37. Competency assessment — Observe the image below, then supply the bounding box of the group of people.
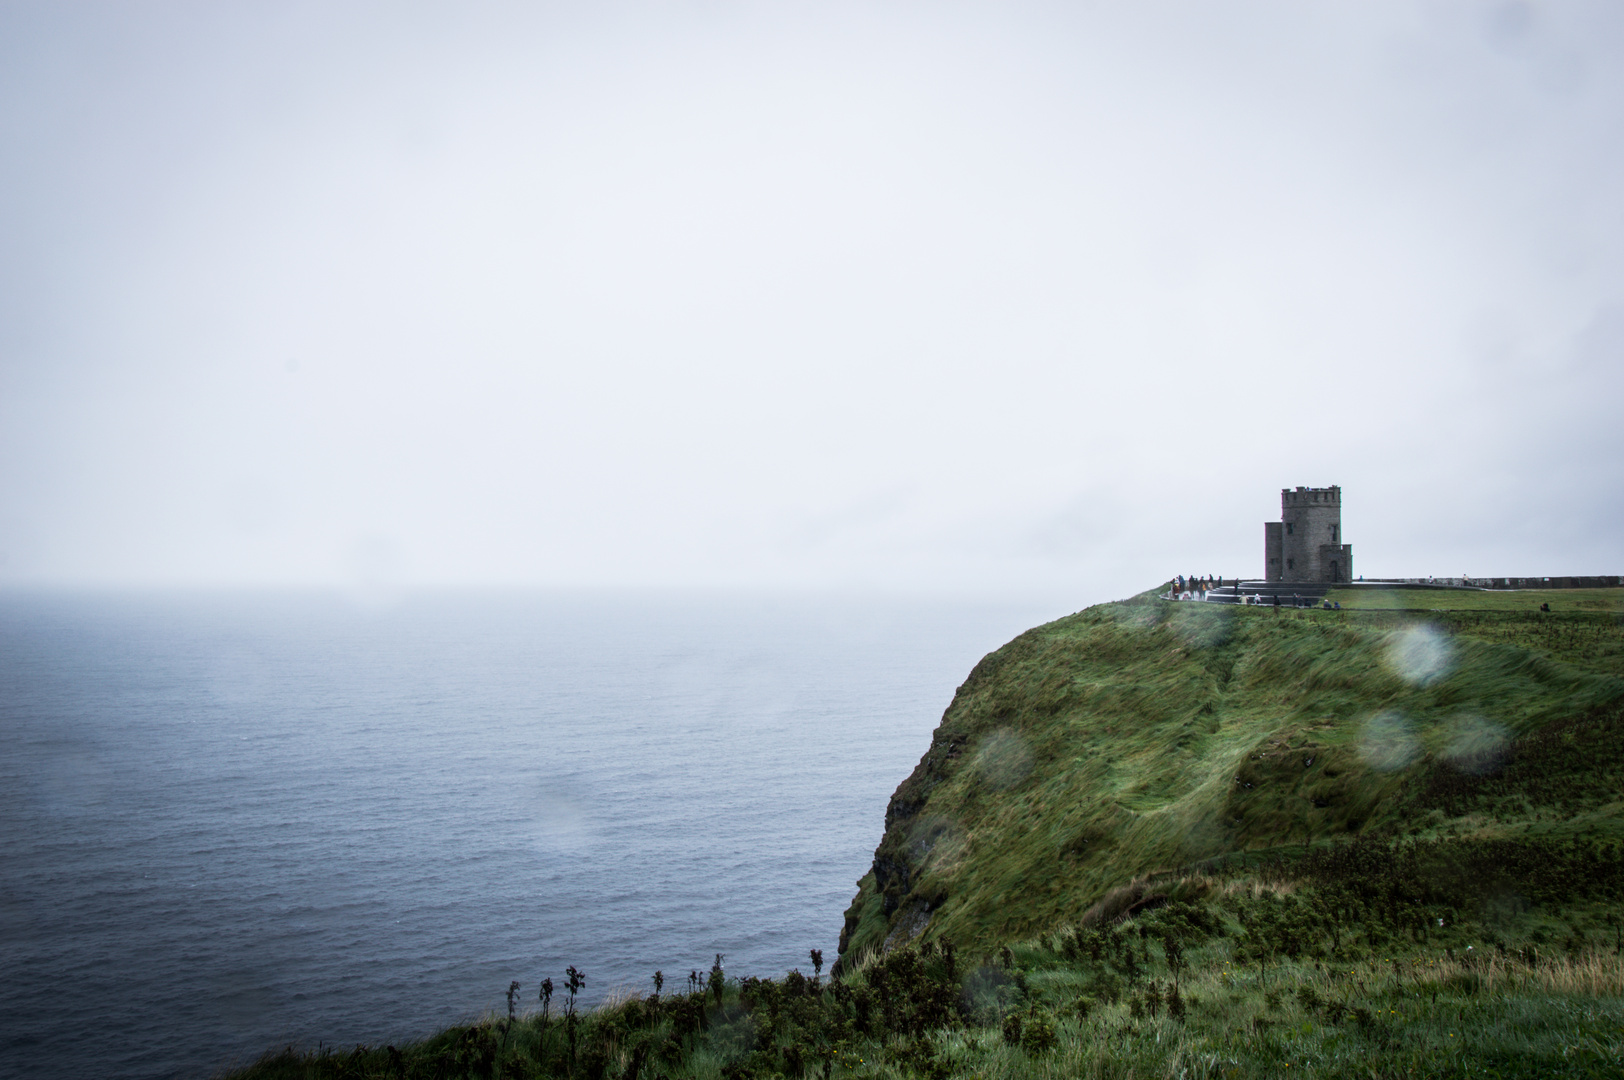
[1168,573,1223,601]
[1164,577,1343,611]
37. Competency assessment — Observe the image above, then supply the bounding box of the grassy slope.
[838,587,1624,962]
[223,585,1624,1080]
[229,923,1624,1080]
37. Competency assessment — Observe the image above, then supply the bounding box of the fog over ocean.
[0,591,1055,1080]
[8,9,1621,1074]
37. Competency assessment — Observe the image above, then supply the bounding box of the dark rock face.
[839,654,1007,958]
[847,642,1022,947]
[837,908,860,957]
[875,725,975,915]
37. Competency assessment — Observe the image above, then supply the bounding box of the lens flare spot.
[1442,715,1511,775]
[908,814,967,876]
[1384,624,1455,686]
[973,728,1033,790]
[1360,711,1420,772]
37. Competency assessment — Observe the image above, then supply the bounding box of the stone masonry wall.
[1270,486,1350,583]
[1317,542,1353,583]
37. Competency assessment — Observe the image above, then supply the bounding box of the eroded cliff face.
[836,589,1624,964]
[865,727,971,920]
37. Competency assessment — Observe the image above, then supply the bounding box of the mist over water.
[0,591,1055,1080]
[6,4,1624,1072]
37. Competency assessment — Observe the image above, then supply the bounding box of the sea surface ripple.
[0,590,1053,1079]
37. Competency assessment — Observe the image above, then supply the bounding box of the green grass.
[838,587,1624,961]
[218,582,1624,1079]
[1326,586,1624,614]
[223,873,1624,1079]
[224,966,1624,1080]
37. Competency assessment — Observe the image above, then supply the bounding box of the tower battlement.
[1265,485,1352,583]
[1282,485,1341,508]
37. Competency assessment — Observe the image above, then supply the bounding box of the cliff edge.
[837,584,1624,963]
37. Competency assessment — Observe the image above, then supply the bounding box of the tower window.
[1285,522,1294,535]
[1331,525,1338,541]
[1287,558,1295,569]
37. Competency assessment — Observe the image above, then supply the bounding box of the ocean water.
[0,590,1056,1080]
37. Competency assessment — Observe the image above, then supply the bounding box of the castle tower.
[1264,486,1353,583]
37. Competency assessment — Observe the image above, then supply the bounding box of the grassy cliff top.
[839,586,1624,961]
[1327,585,1624,614]
[225,585,1624,1080]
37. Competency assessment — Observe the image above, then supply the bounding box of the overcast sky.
[1,1,1620,603]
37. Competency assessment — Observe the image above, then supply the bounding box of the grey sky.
[2,1,1620,603]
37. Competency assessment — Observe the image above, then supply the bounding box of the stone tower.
[1264,486,1353,583]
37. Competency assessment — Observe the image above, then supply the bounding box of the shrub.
[1023,1012,1058,1053]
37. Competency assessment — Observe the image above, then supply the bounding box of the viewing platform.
[1166,575,1624,606]
[1167,581,1330,606]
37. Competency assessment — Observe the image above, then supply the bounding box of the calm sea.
[0,590,1055,1080]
